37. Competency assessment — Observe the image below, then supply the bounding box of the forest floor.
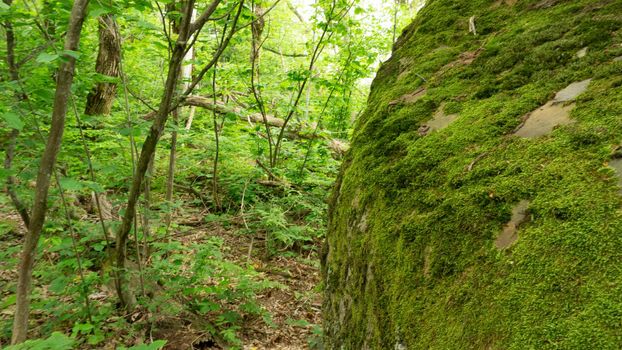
[162,207,323,350]
[0,201,323,350]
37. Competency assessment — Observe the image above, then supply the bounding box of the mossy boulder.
[322,0,622,348]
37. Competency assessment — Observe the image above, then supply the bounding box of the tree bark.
[85,14,121,115]
[11,0,90,344]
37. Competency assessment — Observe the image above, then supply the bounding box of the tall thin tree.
[11,0,90,344]
[114,0,244,309]
[3,0,31,228]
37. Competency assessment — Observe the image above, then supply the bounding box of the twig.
[173,183,210,208]
[255,159,278,181]
[263,46,307,57]
[240,180,253,261]
[467,152,489,172]
[469,16,477,35]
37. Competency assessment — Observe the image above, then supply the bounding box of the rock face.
[322,0,622,349]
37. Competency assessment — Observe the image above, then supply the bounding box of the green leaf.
[87,332,105,345]
[93,241,106,252]
[61,50,81,60]
[118,127,141,137]
[1,294,16,308]
[89,8,108,17]
[36,52,59,64]
[225,112,238,122]
[286,318,311,327]
[2,111,24,130]
[197,300,220,314]
[85,181,105,193]
[118,340,167,350]
[71,322,94,337]
[59,177,84,192]
[49,276,68,294]
[4,332,74,349]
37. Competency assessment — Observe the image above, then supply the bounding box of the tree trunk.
[115,0,242,308]
[84,14,121,116]
[3,0,30,228]
[11,0,89,344]
[114,0,194,310]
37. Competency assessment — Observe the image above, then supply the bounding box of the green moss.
[323,0,622,348]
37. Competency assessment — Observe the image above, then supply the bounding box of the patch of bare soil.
[607,158,622,193]
[438,48,484,75]
[513,101,575,138]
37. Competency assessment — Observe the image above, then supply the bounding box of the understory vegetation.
[0,0,420,348]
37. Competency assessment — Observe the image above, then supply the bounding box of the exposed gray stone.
[553,79,592,103]
[495,200,530,250]
[514,101,574,138]
[609,158,622,193]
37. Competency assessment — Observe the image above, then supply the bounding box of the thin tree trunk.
[182,9,196,130]
[141,153,154,259]
[3,0,30,228]
[165,109,178,235]
[165,4,195,234]
[114,0,194,310]
[249,2,275,167]
[165,4,181,236]
[211,62,222,210]
[11,0,89,344]
[85,14,121,115]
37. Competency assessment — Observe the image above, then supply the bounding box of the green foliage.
[4,332,74,350]
[118,340,167,350]
[236,184,330,256]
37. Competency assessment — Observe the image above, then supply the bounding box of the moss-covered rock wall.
[322,0,622,348]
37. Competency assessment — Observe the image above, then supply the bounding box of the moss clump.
[322,0,622,348]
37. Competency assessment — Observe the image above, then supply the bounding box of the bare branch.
[189,0,222,34]
[286,0,305,23]
[263,46,308,57]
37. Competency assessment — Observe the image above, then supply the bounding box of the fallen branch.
[173,183,209,208]
[256,159,280,181]
[185,96,285,127]
[143,96,350,159]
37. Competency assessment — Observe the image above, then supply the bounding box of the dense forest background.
[0,0,421,348]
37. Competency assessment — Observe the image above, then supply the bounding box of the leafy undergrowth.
[0,198,323,350]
